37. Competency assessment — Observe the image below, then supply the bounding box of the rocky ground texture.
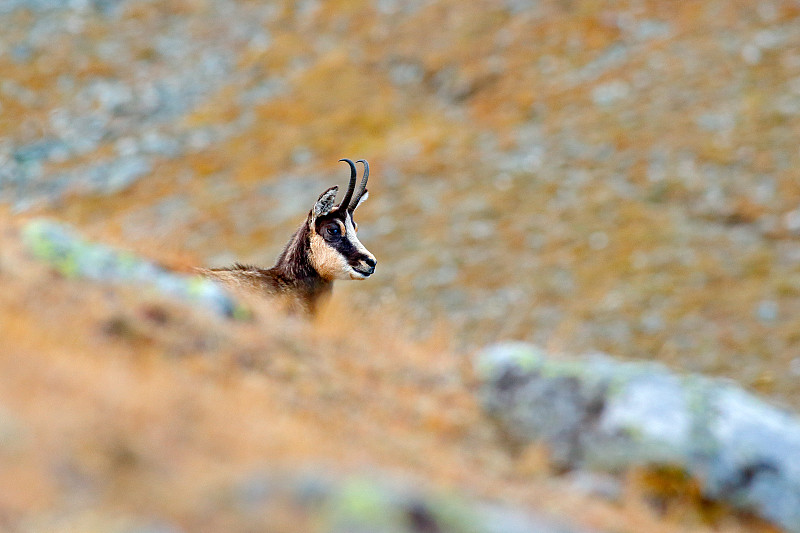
[1,0,800,532]
[0,216,778,533]
[2,0,799,401]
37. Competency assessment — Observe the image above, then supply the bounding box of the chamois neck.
[273,222,324,283]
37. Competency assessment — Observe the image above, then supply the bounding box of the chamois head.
[307,158,376,281]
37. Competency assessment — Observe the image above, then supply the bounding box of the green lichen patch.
[22,219,244,318]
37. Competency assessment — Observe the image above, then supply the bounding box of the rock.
[475,342,800,532]
[632,20,672,41]
[755,299,779,323]
[13,139,71,163]
[10,43,33,63]
[564,471,622,502]
[22,219,242,318]
[325,478,479,533]
[228,472,593,533]
[591,80,630,107]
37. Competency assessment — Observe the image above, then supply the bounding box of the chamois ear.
[352,190,368,211]
[311,186,338,220]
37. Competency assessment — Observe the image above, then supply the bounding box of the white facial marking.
[344,213,375,281]
[344,213,370,257]
[353,190,368,210]
[309,213,375,281]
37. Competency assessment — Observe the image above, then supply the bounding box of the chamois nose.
[356,256,376,276]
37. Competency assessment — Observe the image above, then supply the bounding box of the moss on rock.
[23,219,242,318]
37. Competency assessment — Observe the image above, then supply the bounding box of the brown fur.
[199,223,334,315]
[200,159,375,315]
[198,266,333,315]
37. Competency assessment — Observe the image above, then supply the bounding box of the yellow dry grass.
[0,216,777,532]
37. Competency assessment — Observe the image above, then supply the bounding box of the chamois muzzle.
[351,255,376,277]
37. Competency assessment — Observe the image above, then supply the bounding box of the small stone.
[389,61,424,86]
[696,111,735,132]
[754,29,782,50]
[468,220,494,240]
[140,131,182,157]
[10,43,33,63]
[640,311,665,333]
[291,146,313,165]
[784,208,800,234]
[566,471,622,501]
[493,172,513,191]
[634,20,671,41]
[758,2,779,22]
[756,300,779,323]
[102,156,152,195]
[591,80,630,107]
[588,231,609,250]
[13,139,69,163]
[742,44,762,65]
[115,136,139,157]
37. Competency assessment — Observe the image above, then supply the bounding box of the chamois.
[199,159,376,315]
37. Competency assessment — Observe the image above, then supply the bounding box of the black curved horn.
[349,159,369,211]
[338,158,358,210]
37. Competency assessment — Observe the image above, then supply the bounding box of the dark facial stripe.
[314,212,369,266]
[333,232,364,264]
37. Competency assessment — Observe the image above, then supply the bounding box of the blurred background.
[3,0,799,400]
[1,1,800,531]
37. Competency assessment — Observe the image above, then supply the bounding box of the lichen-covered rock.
[229,472,592,533]
[22,219,242,318]
[475,342,800,532]
[324,478,481,533]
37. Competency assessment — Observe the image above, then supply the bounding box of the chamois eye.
[327,225,341,238]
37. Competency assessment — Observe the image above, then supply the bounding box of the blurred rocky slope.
[0,213,779,532]
[2,0,799,404]
[14,216,800,531]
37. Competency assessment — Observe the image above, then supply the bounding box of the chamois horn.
[350,159,369,211]
[338,158,358,210]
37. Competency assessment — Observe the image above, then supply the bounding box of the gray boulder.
[476,342,800,532]
[23,219,242,318]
